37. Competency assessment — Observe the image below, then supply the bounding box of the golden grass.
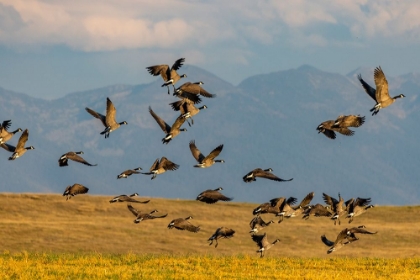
[0,253,419,279]
[0,193,419,258]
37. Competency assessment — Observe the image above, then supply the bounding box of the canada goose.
[252,197,296,216]
[141,157,179,180]
[85,97,127,138]
[63,184,89,200]
[302,204,333,220]
[249,216,274,234]
[291,192,315,214]
[173,81,216,102]
[358,67,405,115]
[253,202,275,216]
[276,196,298,223]
[321,225,377,254]
[117,167,142,179]
[0,128,23,145]
[243,168,293,183]
[167,216,200,232]
[169,99,207,127]
[347,197,374,223]
[323,193,351,225]
[251,233,280,258]
[333,115,365,128]
[0,120,11,133]
[1,129,34,160]
[196,187,232,204]
[189,140,224,168]
[109,193,150,204]
[316,120,354,139]
[58,151,97,167]
[0,120,11,141]
[127,205,167,224]
[149,106,187,144]
[0,120,22,145]
[277,192,315,222]
[208,227,235,248]
[146,58,187,94]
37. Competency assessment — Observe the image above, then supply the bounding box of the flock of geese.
[0,60,405,257]
[316,66,405,139]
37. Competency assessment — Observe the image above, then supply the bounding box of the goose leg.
[185,118,192,127]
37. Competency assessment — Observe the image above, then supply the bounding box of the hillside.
[0,193,419,258]
[0,65,419,205]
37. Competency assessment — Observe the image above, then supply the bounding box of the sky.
[0,0,419,99]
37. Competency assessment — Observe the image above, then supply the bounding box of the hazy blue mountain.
[0,65,419,205]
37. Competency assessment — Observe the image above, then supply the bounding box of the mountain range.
[1,64,419,205]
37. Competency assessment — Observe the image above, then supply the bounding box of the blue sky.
[0,0,419,99]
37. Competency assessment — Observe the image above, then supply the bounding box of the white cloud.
[0,0,419,53]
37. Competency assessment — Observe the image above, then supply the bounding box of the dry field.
[0,193,419,257]
[0,193,419,279]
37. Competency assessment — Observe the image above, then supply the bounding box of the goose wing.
[349,226,377,235]
[149,158,160,172]
[333,115,365,128]
[169,100,184,112]
[70,184,89,195]
[321,129,336,139]
[354,197,372,207]
[1,143,16,152]
[270,197,286,208]
[146,64,170,81]
[323,193,338,209]
[204,144,223,161]
[0,120,11,131]
[252,233,269,248]
[178,220,200,232]
[334,127,354,136]
[197,190,231,203]
[149,106,170,133]
[250,216,270,228]
[373,66,390,103]
[321,235,335,247]
[296,192,315,209]
[159,157,179,171]
[171,58,185,71]
[127,204,140,217]
[180,82,216,98]
[85,107,107,127]
[189,140,205,162]
[358,74,377,101]
[145,212,168,220]
[309,204,333,217]
[105,98,118,126]
[255,169,292,182]
[177,92,202,104]
[218,227,235,238]
[124,196,150,203]
[61,152,97,167]
[195,86,215,98]
[16,129,29,150]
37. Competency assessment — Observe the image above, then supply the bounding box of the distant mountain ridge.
[0,65,419,205]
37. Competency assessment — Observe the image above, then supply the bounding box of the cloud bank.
[1,0,419,53]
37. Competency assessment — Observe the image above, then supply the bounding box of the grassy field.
[1,253,419,279]
[1,193,419,257]
[0,193,419,279]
